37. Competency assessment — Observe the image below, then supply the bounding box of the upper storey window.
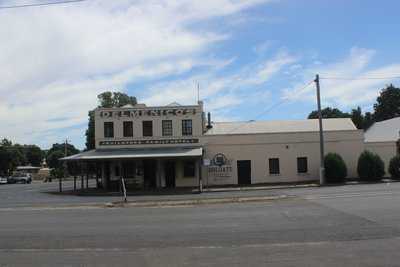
[123,121,133,137]
[104,122,114,138]
[162,120,173,136]
[182,119,193,136]
[142,121,153,137]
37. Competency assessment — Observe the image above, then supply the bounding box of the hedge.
[324,153,347,183]
[357,150,385,181]
[389,155,400,179]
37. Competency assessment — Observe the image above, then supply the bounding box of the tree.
[350,107,364,129]
[46,143,79,158]
[85,91,137,150]
[373,84,400,122]
[324,153,348,183]
[363,112,375,130]
[85,111,96,150]
[25,145,43,166]
[308,107,350,119]
[0,146,11,176]
[46,143,79,168]
[47,150,66,170]
[1,138,12,146]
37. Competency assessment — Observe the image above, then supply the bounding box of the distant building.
[62,102,364,190]
[364,117,400,175]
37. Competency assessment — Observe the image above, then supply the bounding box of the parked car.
[7,173,32,184]
[0,177,7,184]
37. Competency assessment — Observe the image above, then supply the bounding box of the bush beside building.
[324,153,347,184]
[389,155,400,179]
[357,151,385,181]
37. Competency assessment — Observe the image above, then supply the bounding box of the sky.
[1,0,400,149]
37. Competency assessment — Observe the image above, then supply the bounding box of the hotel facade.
[63,101,366,190]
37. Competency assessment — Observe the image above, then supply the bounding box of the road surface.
[0,181,400,266]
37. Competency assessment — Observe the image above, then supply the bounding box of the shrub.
[324,153,347,183]
[357,151,385,181]
[50,168,64,179]
[389,155,400,179]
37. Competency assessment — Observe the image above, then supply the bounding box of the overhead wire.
[320,76,400,80]
[0,0,87,9]
[217,79,315,136]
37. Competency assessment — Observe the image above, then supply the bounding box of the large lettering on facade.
[100,108,197,118]
[207,153,232,178]
[99,138,199,146]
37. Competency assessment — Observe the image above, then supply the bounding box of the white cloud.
[283,47,400,108]
[0,0,271,148]
[141,50,292,116]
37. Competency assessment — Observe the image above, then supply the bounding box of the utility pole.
[315,74,325,185]
[59,139,68,193]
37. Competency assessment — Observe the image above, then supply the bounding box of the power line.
[222,80,315,135]
[0,0,87,9]
[320,76,400,80]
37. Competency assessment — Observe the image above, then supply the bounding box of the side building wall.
[201,130,364,186]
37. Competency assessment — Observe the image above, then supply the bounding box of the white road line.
[304,191,399,200]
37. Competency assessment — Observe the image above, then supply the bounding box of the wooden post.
[86,162,89,189]
[198,157,203,193]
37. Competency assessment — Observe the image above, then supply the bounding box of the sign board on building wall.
[207,153,232,178]
[99,138,199,146]
[100,108,197,118]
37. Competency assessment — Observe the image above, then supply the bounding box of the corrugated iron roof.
[60,147,203,161]
[364,117,400,143]
[205,118,357,135]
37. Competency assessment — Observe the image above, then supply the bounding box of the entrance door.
[143,160,157,189]
[104,162,111,190]
[237,160,251,185]
[164,161,176,188]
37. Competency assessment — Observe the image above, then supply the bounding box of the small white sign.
[203,159,211,166]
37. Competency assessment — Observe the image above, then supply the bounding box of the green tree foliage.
[324,153,348,183]
[0,139,33,176]
[46,143,79,170]
[0,146,11,176]
[85,111,96,150]
[47,150,66,170]
[363,112,375,130]
[85,91,137,150]
[308,107,350,119]
[308,106,374,130]
[389,155,400,179]
[25,145,43,166]
[357,151,385,181]
[373,84,400,122]
[350,107,364,130]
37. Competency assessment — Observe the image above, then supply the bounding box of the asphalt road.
[1,181,400,266]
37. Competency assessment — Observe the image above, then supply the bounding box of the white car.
[0,177,8,184]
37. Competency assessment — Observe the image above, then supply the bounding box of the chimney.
[207,112,212,129]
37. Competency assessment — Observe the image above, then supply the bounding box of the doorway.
[237,160,251,185]
[143,160,157,189]
[164,161,176,188]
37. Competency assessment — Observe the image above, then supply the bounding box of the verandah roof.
[60,147,203,161]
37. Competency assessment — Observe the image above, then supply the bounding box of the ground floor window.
[297,157,308,173]
[183,161,196,177]
[269,158,280,175]
[122,162,136,178]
